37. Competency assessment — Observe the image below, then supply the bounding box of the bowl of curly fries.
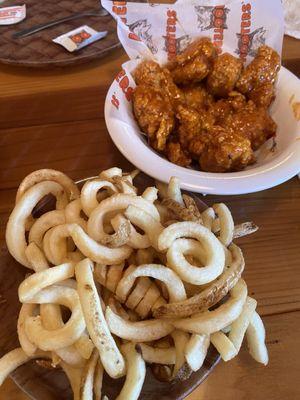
[0,166,268,399]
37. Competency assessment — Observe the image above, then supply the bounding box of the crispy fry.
[135,283,161,318]
[185,334,210,371]
[65,199,87,231]
[17,304,38,356]
[172,279,247,334]
[167,238,224,285]
[75,259,125,378]
[87,194,160,243]
[0,348,50,386]
[79,349,98,400]
[246,311,268,365]
[94,359,104,400]
[233,222,259,239]
[228,296,257,352]
[125,277,152,310]
[116,264,186,303]
[29,210,66,248]
[210,331,237,361]
[139,343,176,364]
[106,306,173,341]
[25,286,86,350]
[167,177,184,205]
[16,169,79,203]
[18,262,75,303]
[106,263,125,293]
[162,198,202,223]
[116,343,146,400]
[171,330,190,378]
[124,206,164,250]
[81,179,118,216]
[6,181,66,268]
[212,203,234,247]
[153,243,243,318]
[142,187,158,203]
[25,242,49,272]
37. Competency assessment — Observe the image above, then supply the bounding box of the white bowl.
[105,67,300,195]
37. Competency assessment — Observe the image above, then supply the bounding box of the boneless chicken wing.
[200,127,254,172]
[165,141,192,167]
[181,85,214,111]
[170,38,217,84]
[248,82,275,108]
[176,105,214,159]
[207,53,243,97]
[132,85,175,151]
[236,45,280,99]
[134,60,184,107]
[224,103,277,150]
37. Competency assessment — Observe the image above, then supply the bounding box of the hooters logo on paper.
[163,34,191,59]
[195,5,229,52]
[111,2,142,43]
[127,19,158,54]
[235,3,266,61]
[163,9,190,60]
[112,1,127,24]
[195,5,229,31]
[111,69,134,109]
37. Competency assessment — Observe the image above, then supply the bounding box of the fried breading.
[248,82,275,108]
[134,60,184,107]
[181,85,214,110]
[132,85,175,151]
[200,127,254,172]
[165,141,192,167]
[236,45,280,94]
[176,105,214,158]
[224,103,277,150]
[207,53,243,97]
[170,38,217,84]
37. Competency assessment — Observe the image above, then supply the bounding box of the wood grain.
[0,34,299,400]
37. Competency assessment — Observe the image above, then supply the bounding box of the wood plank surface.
[0,33,299,400]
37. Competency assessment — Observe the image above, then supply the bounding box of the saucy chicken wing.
[181,84,213,111]
[200,127,254,172]
[176,105,214,158]
[236,45,280,98]
[170,38,217,84]
[224,102,277,150]
[134,60,184,107]
[165,141,192,167]
[207,53,243,97]
[132,85,175,151]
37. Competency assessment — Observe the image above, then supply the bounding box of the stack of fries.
[0,167,268,399]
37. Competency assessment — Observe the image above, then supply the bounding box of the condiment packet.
[0,4,26,25]
[53,25,107,52]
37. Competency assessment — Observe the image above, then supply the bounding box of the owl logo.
[127,19,158,54]
[235,27,267,57]
[194,5,229,31]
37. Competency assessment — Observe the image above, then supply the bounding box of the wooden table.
[0,35,299,400]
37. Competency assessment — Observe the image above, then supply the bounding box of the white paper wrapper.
[0,4,26,25]
[101,0,285,150]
